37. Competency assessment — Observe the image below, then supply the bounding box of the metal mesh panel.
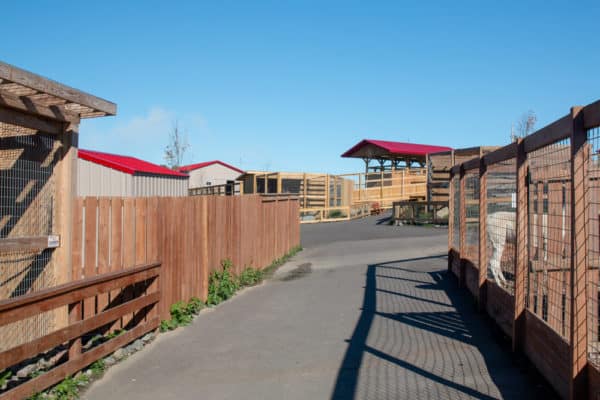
[527,138,571,339]
[486,158,517,294]
[0,122,60,350]
[452,175,460,250]
[464,171,479,265]
[587,127,600,366]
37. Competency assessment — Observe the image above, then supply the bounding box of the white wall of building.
[187,163,242,189]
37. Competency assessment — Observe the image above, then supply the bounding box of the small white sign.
[47,235,60,248]
[511,193,517,209]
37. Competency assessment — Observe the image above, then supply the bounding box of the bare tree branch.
[164,120,190,169]
[512,110,537,141]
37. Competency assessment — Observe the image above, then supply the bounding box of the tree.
[164,120,190,169]
[511,110,537,142]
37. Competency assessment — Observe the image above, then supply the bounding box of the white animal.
[486,211,516,287]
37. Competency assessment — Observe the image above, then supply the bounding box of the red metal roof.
[78,149,188,177]
[177,160,244,174]
[341,139,452,158]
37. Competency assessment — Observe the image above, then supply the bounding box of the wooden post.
[303,173,307,208]
[569,106,588,400]
[448,171,454,272]
[358,173,362,201]
[52,121,81,332]
[380,170,384,203]
[478,158,487,309]
[513,138,528,352]
[239,180,244,196]
[326,175,330,208]
[459,166,467,287]
[277,174,282,194]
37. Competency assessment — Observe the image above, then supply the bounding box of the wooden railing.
[0,262,160,399]
[299,203,371,224]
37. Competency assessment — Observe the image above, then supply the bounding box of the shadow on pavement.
[330,255,556,400]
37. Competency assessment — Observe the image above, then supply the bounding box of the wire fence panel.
[464,171,479,266]
[452,175,460,250]
[587,127,600,367]
[486,158,517,294]
[527,138,571,340]
[0,122,60,351]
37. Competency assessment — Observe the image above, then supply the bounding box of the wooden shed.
[78,149,188,197]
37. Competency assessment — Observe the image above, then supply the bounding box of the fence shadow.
[330,254,553,400]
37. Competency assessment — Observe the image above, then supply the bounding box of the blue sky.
[3,1,600,173]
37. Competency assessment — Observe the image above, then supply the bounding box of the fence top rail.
[483,141,518,166]
[584,99,600,130]
[523,114,572,153]
[0,261,160,313]
[462,157,480,172]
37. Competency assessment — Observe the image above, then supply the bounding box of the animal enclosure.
[448,99,600,400]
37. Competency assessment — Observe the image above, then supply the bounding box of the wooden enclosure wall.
[72,195,300,321]
[448,100,600,400]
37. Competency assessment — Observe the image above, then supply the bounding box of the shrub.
[328,209,346,219]
[206,259,239,306]
[239,267,263,287]
[160,297,205,332]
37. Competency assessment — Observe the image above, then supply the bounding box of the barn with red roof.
[78,149,189,197]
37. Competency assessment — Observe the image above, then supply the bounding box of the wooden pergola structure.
[0,61,115,344]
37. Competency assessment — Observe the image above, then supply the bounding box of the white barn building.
[77,149,188,197]
[178,160,244,190]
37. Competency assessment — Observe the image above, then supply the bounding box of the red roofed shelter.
[341,139,452,173]
[78,149,189,197]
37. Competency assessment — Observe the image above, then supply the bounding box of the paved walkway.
[85,215,553,399]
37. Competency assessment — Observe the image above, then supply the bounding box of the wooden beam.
[0,106,62,134]
[583,99,600,130]
[523,114,572,153]
[462,157,480,171]
[0,89,79,122]
[0,235,60,252]
[0,61,116,116]
[483,142,518,166]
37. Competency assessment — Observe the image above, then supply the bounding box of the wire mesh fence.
[527,138,571,339]
[464,171,479,265]
[0,122,60,350]
[486,158,517,294]
[587,127,600,366]
[452,175,460,250]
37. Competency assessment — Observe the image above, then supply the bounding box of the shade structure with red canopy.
[341,139,452,172]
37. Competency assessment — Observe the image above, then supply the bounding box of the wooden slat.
[83,198,98,318]
[0,318,157,400]
[0,61,116,117]
[0,89,78,122]
[97,199,111,313]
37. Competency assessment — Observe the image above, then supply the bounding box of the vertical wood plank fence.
[448,100,600,400]
[72,195,300,321]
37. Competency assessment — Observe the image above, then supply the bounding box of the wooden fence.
[72,195,300,320]
[0,194,299,398]
[448,100,600,400]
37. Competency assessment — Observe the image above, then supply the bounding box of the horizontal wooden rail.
[0,235,60,253]
[0,262,161,400]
